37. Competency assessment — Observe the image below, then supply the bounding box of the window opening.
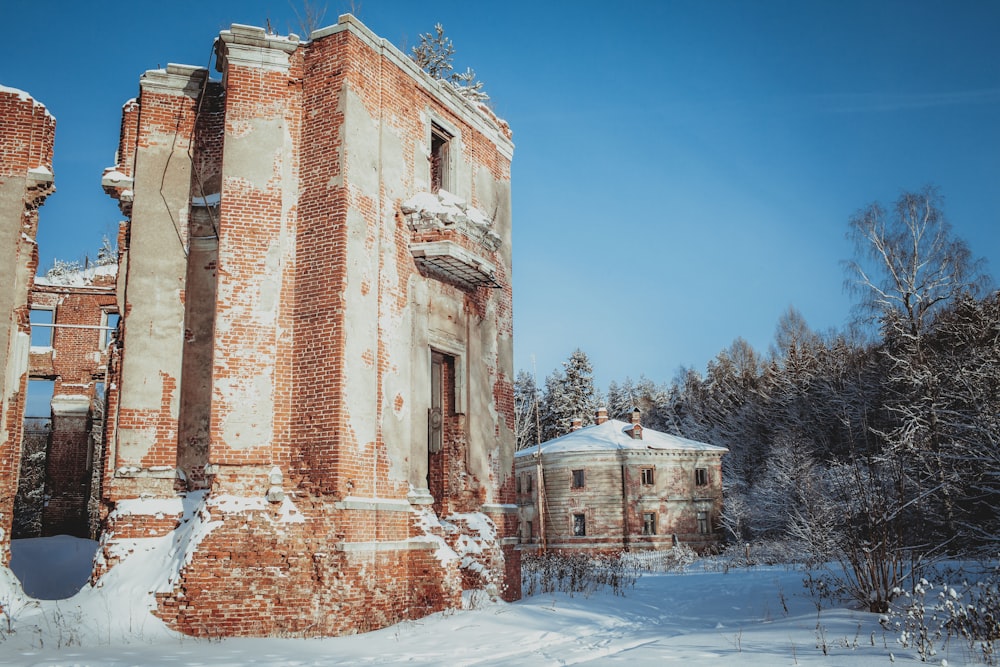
[526,472,533,493]
[695,468,708,486]
[642,512,657,536]
[571,469,585,489]
[430,123,452,193]
[101,311,120,349]
[29,309,53,348]
[640,467,654,485]
[697,510,710,534]
[25,379,55,421]
[526,520,533,542]
[573,513,586,537]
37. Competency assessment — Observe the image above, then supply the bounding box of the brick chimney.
[570,416,582,432]
[630,407,642,440]
[595,407,608,425]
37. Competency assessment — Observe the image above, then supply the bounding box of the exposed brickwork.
[18,272,118,537]
[95,16,517,637]
[0,86,55,564]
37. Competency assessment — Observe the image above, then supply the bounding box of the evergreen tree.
[411,24,489,103]
[538,349,599,441]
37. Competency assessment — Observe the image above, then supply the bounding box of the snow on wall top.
[1,84,55,121]
[34,263,118,287]
[310,15,513,153]
[515,420,728,458]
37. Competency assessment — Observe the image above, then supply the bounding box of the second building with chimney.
[515,408,727,553]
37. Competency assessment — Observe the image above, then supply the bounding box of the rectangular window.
[526,473,533,493]
[29,309,53,348]
[640,467,654,485]
[697,511,710,535]
[642,512,657,536]
[516,474,522,494]
[573,513,586,537]
[430,123,452,193]
[101,310,120,349]
[526,520,533,542]
[24,379,54,420]
[695,468,708,486]
[571,469,585,489]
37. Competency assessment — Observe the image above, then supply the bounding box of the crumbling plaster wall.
[0,86,54,563]
[109,66,204,499]
[97,14,518,637]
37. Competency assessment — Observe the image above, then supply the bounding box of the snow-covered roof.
[515,419,727,458]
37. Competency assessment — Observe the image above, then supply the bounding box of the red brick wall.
[24,277,116,537]
[0,86,55,564]
[0,90,55,180]
[99,18,517,637]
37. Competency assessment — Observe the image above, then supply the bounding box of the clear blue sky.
[3,1,998,389]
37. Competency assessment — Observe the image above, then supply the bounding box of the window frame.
[697,510,710,535]
[29,307,55,348]
[572,512,586,537]
[640,467,654,486]
[571,469,585,489]
[642,512,657,536]
[101,309,120,349]
[695,467,708,486]
[430,122,453,193]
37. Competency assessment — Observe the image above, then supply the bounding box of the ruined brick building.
[1,14,517,637]
[0,85,55,564]
[16,266,117,540]
[515,409,727,553]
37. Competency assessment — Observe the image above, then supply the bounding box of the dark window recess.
[695,468,708,486]
[698,511,710,534]
[573,513,586,536]
[430,123,452,193]
[571,469,585,489]
[642,512,656,536]
[641,467,654,485]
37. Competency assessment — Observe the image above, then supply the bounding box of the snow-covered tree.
[845,186,989,339]
[846,186,993,545]
[95,235,117,266]
[411,23,489,103]
[514,370,540,451]
[538,349,600,441]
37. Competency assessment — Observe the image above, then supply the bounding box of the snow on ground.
[0,536,974,665]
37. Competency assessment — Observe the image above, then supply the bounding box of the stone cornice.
[139,64,208,99]
[216,24,300,73]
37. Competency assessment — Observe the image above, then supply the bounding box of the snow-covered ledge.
[401,190,501,253]
[403,190,502,289]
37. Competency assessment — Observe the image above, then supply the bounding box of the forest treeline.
[514,187,1000,611]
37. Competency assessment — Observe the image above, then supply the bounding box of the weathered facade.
[0,85,55,566]
[95,15,517,636]
[14,267,117,539]
[516,410,727,553]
